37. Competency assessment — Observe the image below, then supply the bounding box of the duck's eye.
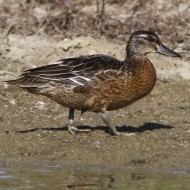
[147,36,154,42]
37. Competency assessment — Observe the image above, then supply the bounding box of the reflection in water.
[0,162,189,190]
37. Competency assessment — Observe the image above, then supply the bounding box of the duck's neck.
[126,51,147,60]
[124,53,148,68]
[124,53,156,78]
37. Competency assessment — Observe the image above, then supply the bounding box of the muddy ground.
[0,0,190,170]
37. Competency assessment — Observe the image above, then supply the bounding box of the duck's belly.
[52,93,86,110]
[40,82,153,112]
[38,84,86,110]
[106,93,147,111]
[40,84,148,112]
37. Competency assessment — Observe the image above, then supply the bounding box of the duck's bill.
[156,43,182,58]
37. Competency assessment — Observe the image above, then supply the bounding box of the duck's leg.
[67,108,91,134]
[67,108,76,134]
[101,108,119,135]
[101,108,135,136]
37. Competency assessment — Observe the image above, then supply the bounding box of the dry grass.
[0,0,189,59]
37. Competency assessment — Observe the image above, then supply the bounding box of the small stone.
[179,3,188,13]
[9,99,16,105]
[34,101,46,110]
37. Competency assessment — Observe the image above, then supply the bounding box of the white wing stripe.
[78,76,90,81]
[69,78,84,85]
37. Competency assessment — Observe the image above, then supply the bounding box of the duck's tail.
[4,76,48,94]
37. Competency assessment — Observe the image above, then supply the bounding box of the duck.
[5,31,181,135]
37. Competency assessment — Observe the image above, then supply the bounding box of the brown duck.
[6,31,181,135]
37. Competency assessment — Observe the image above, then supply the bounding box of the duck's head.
[126,30,181,58]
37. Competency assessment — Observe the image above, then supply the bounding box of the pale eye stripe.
[69,78,84,86]
[138,34,148,38]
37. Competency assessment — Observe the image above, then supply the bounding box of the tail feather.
[5,77,51,94]
[5,75,49,87]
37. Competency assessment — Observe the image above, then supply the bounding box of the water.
[0,162,189,190]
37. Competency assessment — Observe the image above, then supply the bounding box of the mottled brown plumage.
[6,31,181,135]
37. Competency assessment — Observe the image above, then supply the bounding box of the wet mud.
[0,35,190,170]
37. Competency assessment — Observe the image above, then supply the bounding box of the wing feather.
[6,54,124,87]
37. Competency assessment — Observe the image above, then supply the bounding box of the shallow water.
[0,162,190,190]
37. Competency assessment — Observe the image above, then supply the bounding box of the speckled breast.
[107,60,157,111]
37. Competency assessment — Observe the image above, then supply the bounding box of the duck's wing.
[6,54,124,87]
